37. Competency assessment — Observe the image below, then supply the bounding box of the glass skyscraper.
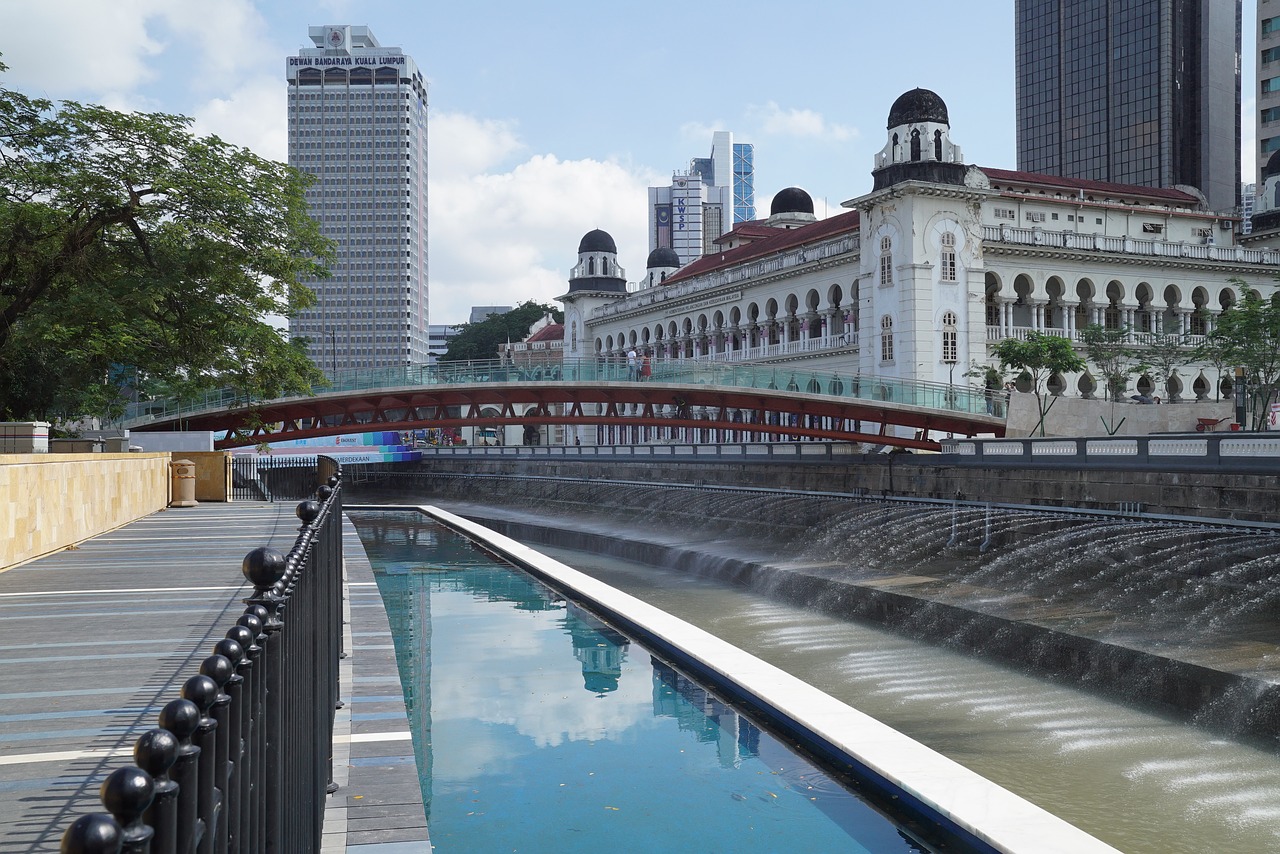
[287,25,430,374]
[1015,0,1241,214]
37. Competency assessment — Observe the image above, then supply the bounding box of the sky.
[0,0,1260,326]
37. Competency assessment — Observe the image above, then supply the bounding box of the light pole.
[944,354,957,409]
[328,328,337,378]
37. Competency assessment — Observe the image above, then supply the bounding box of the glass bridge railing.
[122,359,1002,427]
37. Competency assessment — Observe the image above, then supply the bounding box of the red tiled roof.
[525,323,564,343]
[664,210,861,286]
[712,221,781,245]
[980,167,1203,205]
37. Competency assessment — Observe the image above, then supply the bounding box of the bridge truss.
[129,374,1006,452]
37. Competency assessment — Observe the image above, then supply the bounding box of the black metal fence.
[61,457,345,854]
[230,456,334,503]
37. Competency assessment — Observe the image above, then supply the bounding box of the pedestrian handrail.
[59,456,345,854]
[121,358,1007,429]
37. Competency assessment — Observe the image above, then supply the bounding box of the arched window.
[934,129,943,161]
[880,315,894,362]
[941,311,958,363]
[892,132,901,161]
[879,236,893,286]
[910,129,921,161]
[587,257,595,275]
[940,232,957,282]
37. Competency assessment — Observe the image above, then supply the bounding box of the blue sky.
[1,0,1259,325]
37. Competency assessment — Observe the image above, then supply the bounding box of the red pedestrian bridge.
[124,360,1008,452]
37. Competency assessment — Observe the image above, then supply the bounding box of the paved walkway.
[0,502,429,853]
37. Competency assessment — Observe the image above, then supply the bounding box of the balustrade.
[60,459,344,854]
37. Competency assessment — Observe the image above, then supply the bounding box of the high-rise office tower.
[1260,1,1280,187]
[287,25,429,373]
[648,131,754,267]
[1015,0,1241,214]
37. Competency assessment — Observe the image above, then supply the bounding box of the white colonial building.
[564,89,1280,405]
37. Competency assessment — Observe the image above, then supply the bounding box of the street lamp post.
[944,355,957,410]
[328,328,337,378]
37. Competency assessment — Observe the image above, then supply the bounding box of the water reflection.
[352,512,932,854]
[566,603,629,695]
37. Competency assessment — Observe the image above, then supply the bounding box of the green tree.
[1136,328,1192,402]
[441,301,564,362]
[989,332,1086,437]
[1193,312,1232,401]
[1081,324,1147,401]
[0,63,331,423]
[1197,282,1280,429]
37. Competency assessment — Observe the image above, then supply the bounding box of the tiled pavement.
[0,502,429,853]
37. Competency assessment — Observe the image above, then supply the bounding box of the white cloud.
[1,1,165,96]
[431,111,526,176]
[748,101,859,143]
[192,76,287,160]
[428,147,657,326]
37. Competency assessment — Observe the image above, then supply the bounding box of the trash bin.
[169,459,198,507]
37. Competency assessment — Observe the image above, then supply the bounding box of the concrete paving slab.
[0,503,302,853]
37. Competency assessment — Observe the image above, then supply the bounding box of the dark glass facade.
[1015,0,1241,213]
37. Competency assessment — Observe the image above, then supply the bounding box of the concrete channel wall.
[375,452,1280,525]
[412,504,1119,854]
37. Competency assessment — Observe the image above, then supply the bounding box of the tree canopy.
[440,301,563,363]
[990,332,1086,436]
[1081,323,1147,402]
[0,63,331,423]
[1198,281,1280,429]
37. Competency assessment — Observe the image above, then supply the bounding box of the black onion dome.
[770,187,814,216]
[577,229,617,254]
[1264,150,1280,180]
[887,88,949,128]
[646,246,681,268]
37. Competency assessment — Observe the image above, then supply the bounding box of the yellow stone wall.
[0,453,170,570]
[183,452,234,502]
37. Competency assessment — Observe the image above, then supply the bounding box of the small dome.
[1264,150,1280,180]
[770,187,814,216]
[887,88,949,128]
[577,229,617,254]
[646,246,681,268]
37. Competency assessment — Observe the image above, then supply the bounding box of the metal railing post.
[213,639,246,854]
[199,654,234,853]
[100,766,156,854]
[135,728,179,854]
[242,549,286,854]
[158,699,201,854]
[181,674,220,854]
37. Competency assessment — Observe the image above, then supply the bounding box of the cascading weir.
[350,470,1280,740]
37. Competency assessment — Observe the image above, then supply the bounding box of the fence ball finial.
[180,674,219,717]
[199,653,234,690]
[241,547,285,590]
[225,625,255,656]
[157,698,200,744]
[100,766,155,845]
[133,728,178,779]
[214,637,246,668]
[296,499,321,524]
[60,813,121,853]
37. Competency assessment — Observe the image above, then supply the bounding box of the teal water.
[353,513,934,853]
